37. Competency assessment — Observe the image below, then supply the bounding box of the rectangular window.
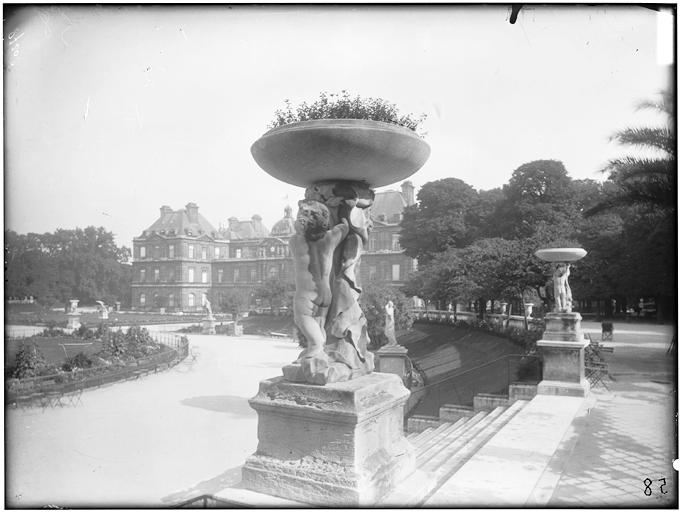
[392,234,401,251]
[140,268,146,282]
[250,268,257,282]
[215,246,220,259]
[235,248,242,258]
[140,246,146,259]
[188,267,195,283]
[155,246,160,258]
[218,269,223,283]
[154,268,160,282]
[369,266,376,281]
[168,245,174,258]
[202,269,208,283]
[392,264,400,281]
[188,245,195,259]
[234,268,240,282]
[202,246,207,260]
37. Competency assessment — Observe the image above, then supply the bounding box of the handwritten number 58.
[644,477,668,496]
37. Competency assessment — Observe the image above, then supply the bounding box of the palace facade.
[131,182,417,312]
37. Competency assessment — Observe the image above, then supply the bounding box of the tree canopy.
[5,227,131,307]
[402,91,676,321]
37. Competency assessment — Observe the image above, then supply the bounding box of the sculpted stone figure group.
[553,263,573,313]
[286,181,376,385]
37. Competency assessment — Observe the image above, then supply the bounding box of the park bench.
[269,332,288,338]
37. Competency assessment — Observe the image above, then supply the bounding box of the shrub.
[269,91,427,134]
[75,324,95,340]
[95,322,110,340]
[62,352,95,372]
[11,344,52,378]
[40,326,70,337]
[102,328,127,358]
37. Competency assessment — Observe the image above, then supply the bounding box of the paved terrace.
[6,322,677,507]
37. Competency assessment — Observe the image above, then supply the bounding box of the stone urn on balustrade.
[241,118,433,506]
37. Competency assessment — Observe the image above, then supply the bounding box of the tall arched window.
[188,293,195,308]
[140,293,146,306]
[168,294,175,307]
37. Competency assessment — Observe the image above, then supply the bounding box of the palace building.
[131,182,417,312]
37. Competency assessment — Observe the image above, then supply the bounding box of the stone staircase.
[380,394,529,506]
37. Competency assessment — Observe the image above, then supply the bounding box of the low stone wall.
[413,309,538,329]
[407,415,440,433]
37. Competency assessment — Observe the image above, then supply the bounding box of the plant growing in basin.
[269,90,427,134]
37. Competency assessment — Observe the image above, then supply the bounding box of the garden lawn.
[5,337,103,368]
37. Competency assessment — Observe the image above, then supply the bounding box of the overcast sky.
[4,5,674,248]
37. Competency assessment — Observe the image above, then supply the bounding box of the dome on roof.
[271,205,296,236]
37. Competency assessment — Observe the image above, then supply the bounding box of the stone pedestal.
[227,323,243,336]
[376,344,409,383]
[537,312,590,397]
[66,313,81,330]
[242,373,416,506]
[202,317,216,335]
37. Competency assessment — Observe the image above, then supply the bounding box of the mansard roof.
[371,189,407,225]
[221,215,270,240]
[138,204,220,240]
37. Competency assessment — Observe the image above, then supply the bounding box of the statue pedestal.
[376,344,409,383]
[66,313,81,330]
[537,312,590,397]
[227,323,243,336]
[202,317,216,335]
[242,373,417,506]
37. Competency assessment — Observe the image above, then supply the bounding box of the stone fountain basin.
[251,119,431,188]
[535,248,587,262]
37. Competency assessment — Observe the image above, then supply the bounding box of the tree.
[400,178,485,263]
[584,90,676,320]
[219,289,252,323]
[587,90,675,216]
[4,227,131,306]
[254,277,291,312]
[489,160,578,239]
[359,283,414,348]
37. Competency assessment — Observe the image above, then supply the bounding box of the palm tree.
[587,90,675,216]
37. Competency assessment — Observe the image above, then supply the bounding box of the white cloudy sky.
[4,4,673,248]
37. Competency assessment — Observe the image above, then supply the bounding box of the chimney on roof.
[160,205,173,219]
[401,181,415,207]
[185,202,199,223]
[228,217,239,230]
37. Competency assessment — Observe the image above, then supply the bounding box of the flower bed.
[5,325,189,406]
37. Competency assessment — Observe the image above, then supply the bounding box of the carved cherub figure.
[290,199,349,366]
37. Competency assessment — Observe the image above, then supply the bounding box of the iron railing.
[407,353,542,417]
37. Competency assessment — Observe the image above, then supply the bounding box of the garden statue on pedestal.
[384,300,398,347]
[66,299,81,329]
[534,247,590,397]
[201,294,216,334]
[241,92,432,506]
[96,301,109,320]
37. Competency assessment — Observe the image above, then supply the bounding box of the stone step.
[417,411,488,467]
[419,406,507,475]
[408,426,435,443]
[425,400,527,491]
[412,418,466,452]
